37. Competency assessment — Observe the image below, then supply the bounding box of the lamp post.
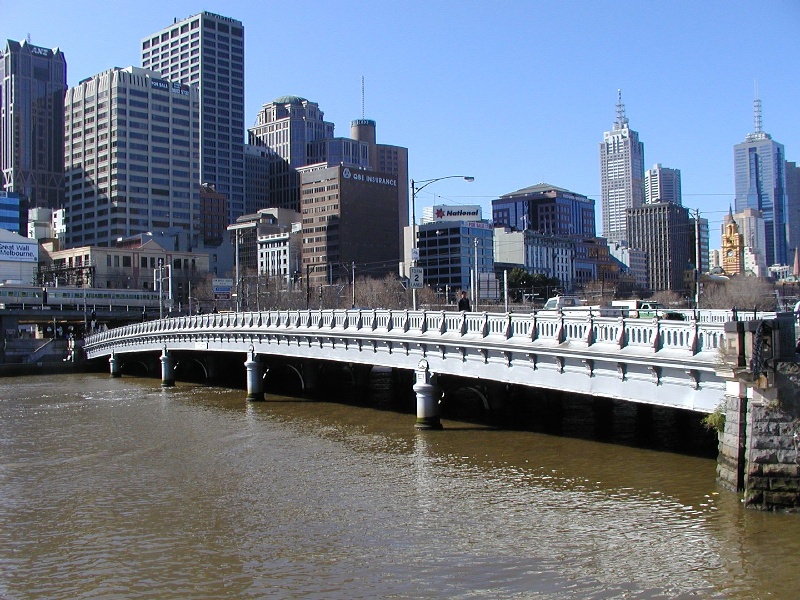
[410,175,474,309]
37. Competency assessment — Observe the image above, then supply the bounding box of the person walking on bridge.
[458,290,471,312]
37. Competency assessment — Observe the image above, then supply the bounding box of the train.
[0,284,162,311]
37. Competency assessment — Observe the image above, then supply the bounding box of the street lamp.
[410,175,475,309]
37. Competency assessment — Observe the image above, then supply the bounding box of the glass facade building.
[0,40,67,210]
[733,100,787,266]
[492,183,596,237]
[417,221,494,297]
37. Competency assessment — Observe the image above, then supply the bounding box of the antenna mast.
[361,76,365,119]
[615,89,628,129]
[753,80,762,134]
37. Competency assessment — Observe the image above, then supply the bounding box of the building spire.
[614,89,629,130]
[753,80,763,134]
[745,83,771,142]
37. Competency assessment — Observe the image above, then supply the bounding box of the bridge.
[82,307,793,429]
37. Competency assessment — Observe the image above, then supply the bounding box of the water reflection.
[0,373,799,599]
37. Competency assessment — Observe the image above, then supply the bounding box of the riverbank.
[0,361,94,377]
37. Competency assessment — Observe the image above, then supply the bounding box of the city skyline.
[3,0,799,251]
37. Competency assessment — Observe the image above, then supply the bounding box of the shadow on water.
[356,367,719,459]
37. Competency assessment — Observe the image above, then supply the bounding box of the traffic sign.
[409,267,424,289]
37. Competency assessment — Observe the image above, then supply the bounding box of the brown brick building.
[300,165,400,286]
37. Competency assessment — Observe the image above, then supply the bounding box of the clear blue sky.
[6,0,800,249]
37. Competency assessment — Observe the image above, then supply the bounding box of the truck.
[541,295,625,317]
[611,300,682,319]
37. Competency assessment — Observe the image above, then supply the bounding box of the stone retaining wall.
[744,366,800,511]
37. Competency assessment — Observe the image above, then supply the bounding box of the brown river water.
[1,372,799,599]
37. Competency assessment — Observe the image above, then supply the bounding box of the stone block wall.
[744,376,800,512]
[717,390,746,492]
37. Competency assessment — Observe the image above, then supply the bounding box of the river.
[1,373,799,599]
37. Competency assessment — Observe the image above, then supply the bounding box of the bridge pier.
[109,352,121,378]
[244,349,264,401]
[413,359,442,430]
[160,347,175,387]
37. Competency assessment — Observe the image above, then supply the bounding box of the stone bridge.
[85,308,792,425]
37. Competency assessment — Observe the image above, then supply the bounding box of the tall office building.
[249,97,408,256]
[599,90,645,245]
[785,161,800,256]
[142,12,245,222]
[0,40,67,210]
[63,67,200,247]
[300,165,400,286]
[627,202,691,292]
[733,97,787,266]
[645,164,681,205]
[248,96,336,211]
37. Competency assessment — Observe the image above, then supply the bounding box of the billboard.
[0,242,38,263]
[432,205,482,222]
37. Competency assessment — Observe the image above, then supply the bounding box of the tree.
[506,268,560,302]
[700,276,777,311]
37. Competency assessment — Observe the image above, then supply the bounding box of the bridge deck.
[85,309,737,413]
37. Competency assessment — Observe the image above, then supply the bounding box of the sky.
[5,0,800,249]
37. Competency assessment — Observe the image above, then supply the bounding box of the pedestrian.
[458,290,471,312]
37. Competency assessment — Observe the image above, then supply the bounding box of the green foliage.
[702,404,726,433]
[507,268,560,302]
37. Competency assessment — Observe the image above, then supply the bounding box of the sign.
[433,205,482,222]
[151,79,170,91]
[341,167,397,187]
[212,278,233,301]
[0,242,38,263]
[409,267,424,289]
[171,81,190,96]
[29,45,51,57]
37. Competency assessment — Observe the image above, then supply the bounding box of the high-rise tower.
[734,96,788,266]
[63,67,200,248]
[142,12,245,223]
[599,90,645,245]
[645,164,682,205]
[0,39,67,210]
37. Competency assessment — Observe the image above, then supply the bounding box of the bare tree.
[354,274,408,309]
[700,276,777,311]
[651,290,685,308]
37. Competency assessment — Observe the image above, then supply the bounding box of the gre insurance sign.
[0,242,38,263]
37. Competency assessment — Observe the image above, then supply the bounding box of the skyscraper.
[142,12,245,223]
[733,97,787,266]
[645,163,681,205]
[63,67,200,247]
[0,39,67,210]
[248,96,336,211]
[627,202,691,292]
[599,90,645,245]
[784,161,800,257]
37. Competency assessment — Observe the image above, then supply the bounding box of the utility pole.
[351,261,356,309]
[306,264,310,310]
[473,236,479,310]
[694,208,701,308]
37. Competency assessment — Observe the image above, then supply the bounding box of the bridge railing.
[84,308,742,359]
